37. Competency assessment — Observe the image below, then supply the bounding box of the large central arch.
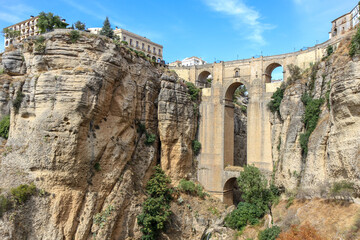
[197,71,212,88]
[265,63,283,83]
[224,81,249,168]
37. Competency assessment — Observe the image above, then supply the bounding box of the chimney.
[30,15,34,18]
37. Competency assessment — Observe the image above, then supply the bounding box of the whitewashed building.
[181,56,206,66]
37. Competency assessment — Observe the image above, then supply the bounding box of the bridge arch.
[197,70,212,88]
[223,177,241,206]
[264,62,284,83]
[224,80,249,168]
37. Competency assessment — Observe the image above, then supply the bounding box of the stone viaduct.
[170,36,344,205]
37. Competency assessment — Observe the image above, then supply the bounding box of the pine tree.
[100,17,114,38]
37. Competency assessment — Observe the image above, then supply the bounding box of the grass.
[0,115,10,139]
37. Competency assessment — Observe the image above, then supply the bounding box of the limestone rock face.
[0,30,198,239]
[271,38,360,194]
[158,75,198,181]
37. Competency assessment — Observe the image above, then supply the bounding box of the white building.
[114,28,163,61]
[3,16,40,49]
[181,56,206,66]
[88,27,102,35]
[329,3,360,39]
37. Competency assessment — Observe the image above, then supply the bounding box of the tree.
[100,17,114,38]
[74,21,86,31]
[37,12,68,33]
[2,28,20,38]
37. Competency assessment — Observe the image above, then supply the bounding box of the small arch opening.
[197,71,212,88]
[223,177,241,206]
[265,63,283,83]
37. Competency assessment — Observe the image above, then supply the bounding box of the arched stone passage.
[224,81,247,168]
[223,177,241,206]
[197,71,212,88]
[264,63,283,83]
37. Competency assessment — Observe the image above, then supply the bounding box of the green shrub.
[145,133,156,145]
[69,30,80,43]
[0,68,4,75]
[94,162,101,172]
[137,122,146,134]
[178,179,208,199]
[137,166,173,240]
[237,165,273,213]
[268,87,284,113]
[0,115,10,139]
[192,140,201,156]
[93,205,114,228]
[34,36,46,54]
[326,45,334,56]
[258,226,282,240]
[10,183,36,205]
[121,41,128,45]
[13,90,25,114]
[0,195,11,217]
[349,26,360,57]
[224,202,264,230]
[325,81,331,110]
[287,64,302,85]
[299,93,324,156]
[186,82,200,101]
[330,180,355,200]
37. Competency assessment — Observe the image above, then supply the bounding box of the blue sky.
[0,0,357,64]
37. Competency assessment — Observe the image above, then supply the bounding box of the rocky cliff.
[271,34,360,195]
[0,30,199,239]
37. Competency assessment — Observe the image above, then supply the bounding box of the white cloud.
[203,0,273,45]
[0,3,37,25]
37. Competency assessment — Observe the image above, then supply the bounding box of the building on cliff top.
[3,16,40,49]
[88,27,164,62]
[329,3,359,39]
[180,56,207,67]
[114,27,163,62]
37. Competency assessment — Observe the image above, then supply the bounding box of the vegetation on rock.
[268,87,284,113]
[0,115,10,139]
[137,166,173,240]
[37,12,68,33]
[349,25,360,57]
[177,179,207,199]
[69,30,80,43]
[192,140,201,156]
[299,93,324,156]
[258,226,282,240]
[225,166,280,231]
[13,90,25,114]
[186,82,200,101]
[2,28,20,39]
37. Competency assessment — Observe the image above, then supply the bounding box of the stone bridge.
[171,36,344,205]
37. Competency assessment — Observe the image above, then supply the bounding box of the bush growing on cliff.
[69,30,80,43]
[349,26,360,57]
[137,166,173,240]
[178,179,208,199]
[192,140,201,156]
[330,180,355,200]
[299,93,324,156]
[0,195,11,217]
[277,223,325,240]
[145,133,156,145]
[11,183,36,205]
[13,90,25,114]
[186,82,200,101]
[224,202,264,230]
[268,87,284,113]
[287,64,302,85]
[258,226,282,240]
[0,115,10,139]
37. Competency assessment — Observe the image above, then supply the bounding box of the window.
[158,49,161,56]
[153,47,156,53]
[136,41,139,48]
[235,71,239,77]
[142,43,145,50]
[123,36,126,41]
[148,45,150,52]
[130,39,133,46]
